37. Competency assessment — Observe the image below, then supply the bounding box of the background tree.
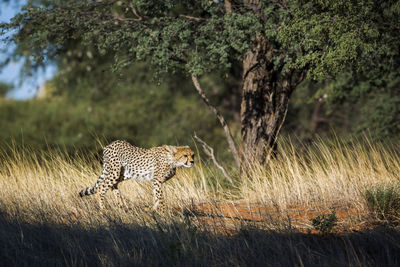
[0,82,12,97]
[286,73,400,142]
[1,0,399,169]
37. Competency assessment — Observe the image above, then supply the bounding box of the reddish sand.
[65,201,373,235]
[185,202,368,235]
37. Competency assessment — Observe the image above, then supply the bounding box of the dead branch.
[194,133,233,185]
[128,1,143,21]
[191,75,241,169]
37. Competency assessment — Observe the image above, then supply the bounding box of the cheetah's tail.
[79,186,97,197]
[79,175,104,197]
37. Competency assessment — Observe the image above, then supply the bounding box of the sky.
[0,1,56,99]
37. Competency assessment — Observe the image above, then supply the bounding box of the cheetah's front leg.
[152,179,165,212]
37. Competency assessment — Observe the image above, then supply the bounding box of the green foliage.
[311,211,338,234]
[3,0,399,80]
[360,91,400,138]
[279,0,399,79]
[286,68,400,140]
[320,72,400,139]
[0,85,232,158]
[1,0,261,77]
[1,0,400,151]
[364,184,400,221]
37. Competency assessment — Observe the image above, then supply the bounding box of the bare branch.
[128,1,143,21]
[191,75,241,169]
[194,133,233,185]
[179,15,208,22]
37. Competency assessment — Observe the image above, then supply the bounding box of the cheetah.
[79,140,194,211]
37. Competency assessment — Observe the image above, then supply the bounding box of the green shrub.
[364,184,400,221]
[311,211,338,234]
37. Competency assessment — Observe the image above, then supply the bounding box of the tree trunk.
[240,37,293,166]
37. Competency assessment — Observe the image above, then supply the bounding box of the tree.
[315,71,400,139]
[0,82,12,97]
[1,0,399,168]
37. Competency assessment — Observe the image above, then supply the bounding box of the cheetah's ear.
[164,145,177,154]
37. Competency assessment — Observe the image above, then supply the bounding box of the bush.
[311,211,338,234]
[364,184,400,221]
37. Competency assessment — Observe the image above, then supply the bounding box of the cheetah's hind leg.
[111,168,130,211]
[96,164,122,209]
[112,182,128,211]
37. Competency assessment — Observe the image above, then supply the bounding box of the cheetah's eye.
[184,155,188,158]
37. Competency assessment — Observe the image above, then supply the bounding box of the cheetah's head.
[165,146,195,168]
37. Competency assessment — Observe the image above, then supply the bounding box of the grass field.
[0,139,400,266]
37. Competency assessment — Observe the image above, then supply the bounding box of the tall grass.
[241,138,400,208]
[0,139,400,266]
[0,146,221,226]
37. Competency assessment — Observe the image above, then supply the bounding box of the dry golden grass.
[241,138,400,208]
[0,138,400,266]
[0,147,219,227]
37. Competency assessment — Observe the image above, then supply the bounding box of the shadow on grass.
[0,210,399,266]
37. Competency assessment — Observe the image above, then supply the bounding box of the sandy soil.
[185,202,369,235]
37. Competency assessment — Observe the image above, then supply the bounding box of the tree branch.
[191,75,241,169]
[128,1,143,21]
[194,133,233,184]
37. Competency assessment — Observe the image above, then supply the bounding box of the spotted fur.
[79,140,195,211]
